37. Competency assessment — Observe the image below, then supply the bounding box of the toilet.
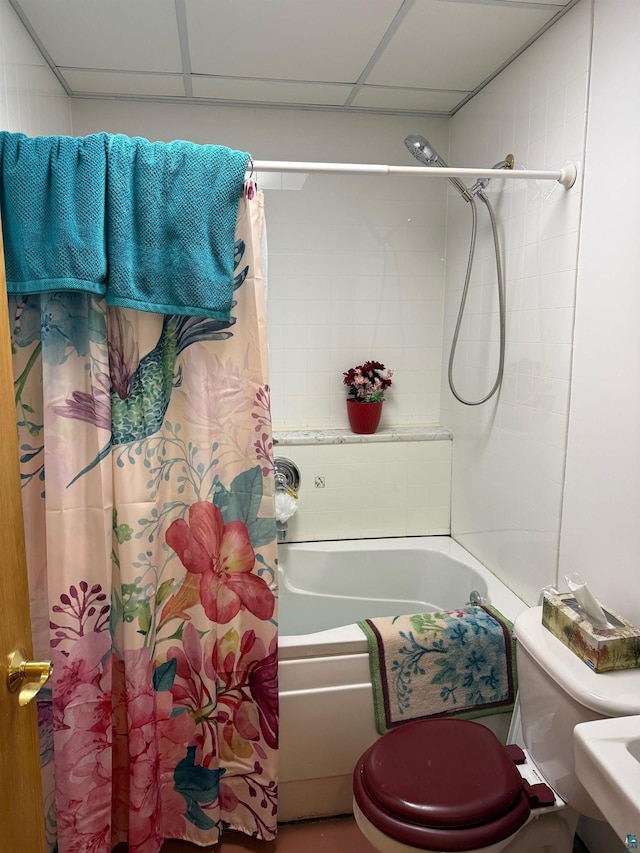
[353,605,640,853]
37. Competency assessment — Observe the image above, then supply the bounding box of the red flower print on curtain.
[165,502,274,624]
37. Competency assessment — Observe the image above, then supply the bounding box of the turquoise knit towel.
[0,132,250,320]
[0,132,108,296]
[105,134,249,320]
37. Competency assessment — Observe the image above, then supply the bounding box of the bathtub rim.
[277,535,528,660]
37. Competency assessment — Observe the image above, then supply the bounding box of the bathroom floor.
[114,816,377,852]
[115,817,592,852]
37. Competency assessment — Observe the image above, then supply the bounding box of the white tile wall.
[266,171,447,430]
[0,0,70,135]
[443,0,591,606]
[276,438,451,542]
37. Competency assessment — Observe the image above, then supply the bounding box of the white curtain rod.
[250,159,578,189]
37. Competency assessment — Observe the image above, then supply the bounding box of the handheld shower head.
[404,134,441,167]
[404,134,472,202]
[404,134,509,406]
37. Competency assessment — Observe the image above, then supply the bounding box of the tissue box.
[542,593,640,672]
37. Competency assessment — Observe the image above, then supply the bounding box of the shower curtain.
[11,192,278,853]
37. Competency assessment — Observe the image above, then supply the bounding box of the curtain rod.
[250,159,578,189]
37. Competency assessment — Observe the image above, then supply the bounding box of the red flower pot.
[346,399,383,435]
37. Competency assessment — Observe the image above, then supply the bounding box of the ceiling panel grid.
[11,0,579,117]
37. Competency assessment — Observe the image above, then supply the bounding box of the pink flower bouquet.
[343,360,393,402]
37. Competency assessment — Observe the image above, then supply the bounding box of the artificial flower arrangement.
[343,360,394,402]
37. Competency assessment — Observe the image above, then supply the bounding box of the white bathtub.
[277,536,527,823]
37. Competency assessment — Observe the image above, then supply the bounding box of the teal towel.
[0,132,108,296]
[359,605,518,734]
[105,134,249,319]
[0,132,249,320]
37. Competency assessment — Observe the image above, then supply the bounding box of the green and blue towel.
[359,605,517,734]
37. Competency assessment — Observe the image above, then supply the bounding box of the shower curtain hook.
[244,157,257,199]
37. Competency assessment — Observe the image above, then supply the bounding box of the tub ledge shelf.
[273,424,452,447]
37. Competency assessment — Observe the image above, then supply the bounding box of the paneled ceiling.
[11,0,579,116]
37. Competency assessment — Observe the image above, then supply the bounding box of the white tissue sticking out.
[538,585,559,605]
[564,572,611,628]
[275,490,298,524]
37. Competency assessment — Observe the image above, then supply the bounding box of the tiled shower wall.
[262,114,455,541]
[443,1,591,605]
[274,433,452,542]
[0,0,70,135]
[265,159,447,430]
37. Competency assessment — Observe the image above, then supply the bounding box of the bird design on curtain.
[17,239,251,487]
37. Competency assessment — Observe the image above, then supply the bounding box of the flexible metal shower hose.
[447,191,505,406]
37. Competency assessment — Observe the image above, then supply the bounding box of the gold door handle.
[7,649,53,706]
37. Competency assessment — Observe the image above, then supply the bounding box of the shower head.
[404,134,472,202]
[404,134,442,167]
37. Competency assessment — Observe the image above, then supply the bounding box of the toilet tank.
[513,606,640,819]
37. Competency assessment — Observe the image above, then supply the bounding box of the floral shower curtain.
[11,193,278,853]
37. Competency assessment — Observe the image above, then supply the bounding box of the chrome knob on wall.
[274,457,301,495]
[274,457,301,545]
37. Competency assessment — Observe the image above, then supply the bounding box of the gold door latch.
[7,649,53,706]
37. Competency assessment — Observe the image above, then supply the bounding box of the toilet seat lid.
[359,719,525,829]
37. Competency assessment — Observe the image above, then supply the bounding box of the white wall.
[561,0,640,628]
[0,0,70,135]
[444,1,591,606]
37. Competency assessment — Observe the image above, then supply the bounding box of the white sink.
[574,715,640,846]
